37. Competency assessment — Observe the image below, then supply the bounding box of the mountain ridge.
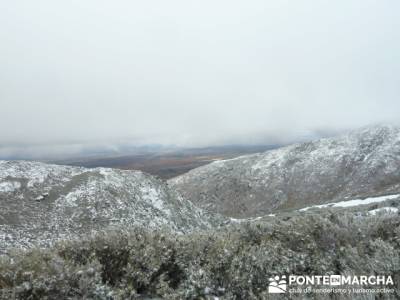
[169,124,400,217]
[0,160,223,253]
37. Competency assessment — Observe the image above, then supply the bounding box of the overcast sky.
[1,1,400,158]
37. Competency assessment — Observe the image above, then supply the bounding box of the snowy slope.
[0,161,223,252]
[169,125,400,217]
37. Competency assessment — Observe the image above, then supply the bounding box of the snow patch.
[368,207,398,215]
[299,194,400,211]
[0,181,21,192]
[140,185,171,215]
[230,216,264,223]
[98,168,124,187]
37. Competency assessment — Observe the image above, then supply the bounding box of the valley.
[53,145,279,179]
[1,125,400,299]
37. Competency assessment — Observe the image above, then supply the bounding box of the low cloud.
[1,1,399,159]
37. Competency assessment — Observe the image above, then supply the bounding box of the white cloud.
[0,1,399,155]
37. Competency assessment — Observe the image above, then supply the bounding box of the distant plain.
[54,145,279,179]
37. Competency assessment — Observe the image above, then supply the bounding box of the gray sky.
[1,1,400,158]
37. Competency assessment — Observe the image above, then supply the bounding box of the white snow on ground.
[230,216,265,223]
[98,168,124,187]
[140,184,171,215]
[0,161,85,188]
[368,207,399,215]
[0,181,21,192]
[299,194,400,211]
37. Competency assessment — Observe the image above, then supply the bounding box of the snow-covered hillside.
[0,161,223,252]
[169,125,400,217]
